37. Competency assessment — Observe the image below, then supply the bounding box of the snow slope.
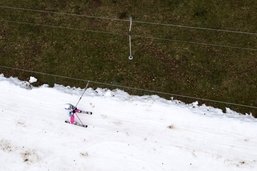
[0,75,257,171]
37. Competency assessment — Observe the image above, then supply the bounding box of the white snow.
[29,77,37,84]
[0,75,257,171]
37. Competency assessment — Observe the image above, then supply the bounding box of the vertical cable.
[128,16,133,60]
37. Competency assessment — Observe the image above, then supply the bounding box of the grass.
[0,0,257,116]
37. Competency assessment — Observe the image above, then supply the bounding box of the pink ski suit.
[65,103,82,124]
[68,108,81,124]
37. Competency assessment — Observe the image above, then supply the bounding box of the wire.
[134,20,257,36]
[138,35,257,51]
[2,19,257,51]
[0,5,128,22]
[1,64,257,110]
[1,5,257,36]
[1,19,123,36]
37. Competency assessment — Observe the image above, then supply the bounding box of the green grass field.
[1,0,257,116]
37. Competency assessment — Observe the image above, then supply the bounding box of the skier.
[64,103,82,124]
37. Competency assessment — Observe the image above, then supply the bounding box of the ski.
[65,120,88,128]
[80,110,93,115]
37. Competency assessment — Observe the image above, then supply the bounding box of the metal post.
[128,16,133,60]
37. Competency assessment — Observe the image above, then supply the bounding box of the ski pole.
[75,112,85,126]
[75,81,90,107]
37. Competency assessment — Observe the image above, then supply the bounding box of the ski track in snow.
[0,75,257,171]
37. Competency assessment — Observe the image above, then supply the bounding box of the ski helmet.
[64,103,73,110]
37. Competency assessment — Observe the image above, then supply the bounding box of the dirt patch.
[167,124,175,129]
[0,139,16,152]
[80,152,89,157]
[21,150,40,164]
[224,159,257,168]
[0,139,40,164]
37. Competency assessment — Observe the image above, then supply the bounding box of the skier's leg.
[70,114,75,124]
[75,109,82,113]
